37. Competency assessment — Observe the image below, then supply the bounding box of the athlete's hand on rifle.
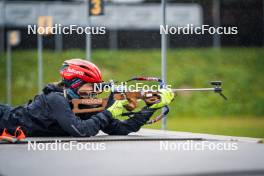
[150,88,175,109]
[106,92,128,118]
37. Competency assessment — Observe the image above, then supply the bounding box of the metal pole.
[55,1,63,52]
[0,0,6,54]
[263,0,264,46]
[0,28,3,54]
[161,0,167,130]
[85,0,92,60]
[55,33,63,52]
[6,41,11,105]
[110,30,118,50]
[213,0,221,48]
[37,34,43,93]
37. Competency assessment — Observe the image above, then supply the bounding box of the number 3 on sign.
[90,0,102,16]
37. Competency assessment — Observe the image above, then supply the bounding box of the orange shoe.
[0,128,17,143]
[14,126,26,141]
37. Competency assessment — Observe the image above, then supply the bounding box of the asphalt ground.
[0,129,263,176]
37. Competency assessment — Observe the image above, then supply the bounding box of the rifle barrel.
[172,88,216,92]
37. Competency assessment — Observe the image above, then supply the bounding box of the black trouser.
[0,104,17,133]
[0,104,7,132]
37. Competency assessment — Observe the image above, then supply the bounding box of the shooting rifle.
[71,77,227,124]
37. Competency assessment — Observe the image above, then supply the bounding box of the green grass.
[0,48,264,137]
[146,116,264,138]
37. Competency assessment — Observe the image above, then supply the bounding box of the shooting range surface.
[0,129,263,176]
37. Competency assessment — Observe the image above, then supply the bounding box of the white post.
[37,34,43,93]
[85,0,92,60]
[213,0,221,48]
[263,0,264,46]
[110,30,118,50]
[0,0,6,54]
[161,0,167,130]
[55,33,63,52]
[6,40,12,105]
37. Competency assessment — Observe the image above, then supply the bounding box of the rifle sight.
[211,81,222,86]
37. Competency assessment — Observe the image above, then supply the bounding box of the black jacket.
[0,85,155,137]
